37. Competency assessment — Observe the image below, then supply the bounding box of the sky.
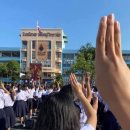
[0,0,130,50]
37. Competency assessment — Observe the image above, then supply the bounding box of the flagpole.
[36,20,39,63]
[30,40,32,63]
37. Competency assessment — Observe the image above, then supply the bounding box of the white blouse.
[4,93,15,107]
[81,124,95,130]
[0,89,4,109]
[16,90,28,101]
[27,88,35,99]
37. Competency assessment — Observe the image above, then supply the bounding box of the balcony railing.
[56,47,62,52]
[56,58,62,62]
[22,57,27,61]
[54,68,61,73]
[21,47,27,51]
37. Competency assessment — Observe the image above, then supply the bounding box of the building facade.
[20,28,68,82]
[122,50,130,65]
[62,50,130,84]
[62,50,78,84]
[0,47,20,82]
[0,47,20,63]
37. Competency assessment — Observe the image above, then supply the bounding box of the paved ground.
[11,115,38,130]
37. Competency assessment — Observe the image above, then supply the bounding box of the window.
[32,51,36,59]
[56,52,61,59]
[32,41,36,49]
[22,52,27,57]
[48,41,51,49]
[12,52,20,57]
[69,54,74,59]
[2,52,11,57]
[56,63,61,69]
[43,72,47,77]
[127,55,130,60]
[22,41,27,49]
[56,41,62,49]
[43,60,51,67]
[48,52,51,60]
[43,72,51,78]
[22,61,26,71]
[63,54,65,58]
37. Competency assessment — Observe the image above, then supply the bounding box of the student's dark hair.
[35,85,80,130]
[17,84,21,93]
[6,85,15,101]
[60,84,75,100]
[92,86,98,92]
[28,84,34,89]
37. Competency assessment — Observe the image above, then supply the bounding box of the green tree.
[0,63,8,77]
[54,74,64,88]
[7,60,20,81]
[69,43,95,79]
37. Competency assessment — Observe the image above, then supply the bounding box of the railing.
[56,47,62,52]
[21,47,27,51]
[0,57,20,61]
[22,57,27,61]
[56,58,62,62]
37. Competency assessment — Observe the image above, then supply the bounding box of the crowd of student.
[0,81,60,130]
[0,13,130,130]
[0,73,121,130]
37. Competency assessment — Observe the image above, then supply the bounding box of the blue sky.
[0,0,130,50]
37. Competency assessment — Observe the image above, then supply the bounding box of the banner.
[30,63,42,81]
[36,40,48,62]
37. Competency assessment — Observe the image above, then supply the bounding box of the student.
[27,85,35,118]
[53,82,60,92]
[37,86,43,110]
[70,73,98,130]
[35,74,98,130]
[4,85,16,130]
[35,84,80,130]
[96,14,130,130]
[0,81,6,130]
[33,85,39,114]
[14,84,28,127]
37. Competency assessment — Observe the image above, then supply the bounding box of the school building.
[0,27,130,83]
[20,28,68,82]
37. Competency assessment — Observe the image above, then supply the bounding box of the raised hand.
[96,14,130,130]
[70,73,84,99]
[92,94,98,112]
[81,75,87,98]
[86,73,91,83]
[70,73,97,128]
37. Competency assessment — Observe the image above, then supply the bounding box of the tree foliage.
[69,43,95,79]
[0,63,8,77]
[0,60,20,82]
[54,74,64,87]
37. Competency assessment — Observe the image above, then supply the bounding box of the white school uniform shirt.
[0,89,4,109]
[81,124,95,130]
[27,88,35,99]
[79,102,88,128]
[102,101,109,112]
[45,89,53,95]
[24,90,30,101]
[4,93,15,107]
[38,90,43,98]
[96,91,102,102]
[16,90,28,101]
[33,90,38,97]
[42,89,47,95]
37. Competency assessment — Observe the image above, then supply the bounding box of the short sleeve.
[80,124,95,130]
